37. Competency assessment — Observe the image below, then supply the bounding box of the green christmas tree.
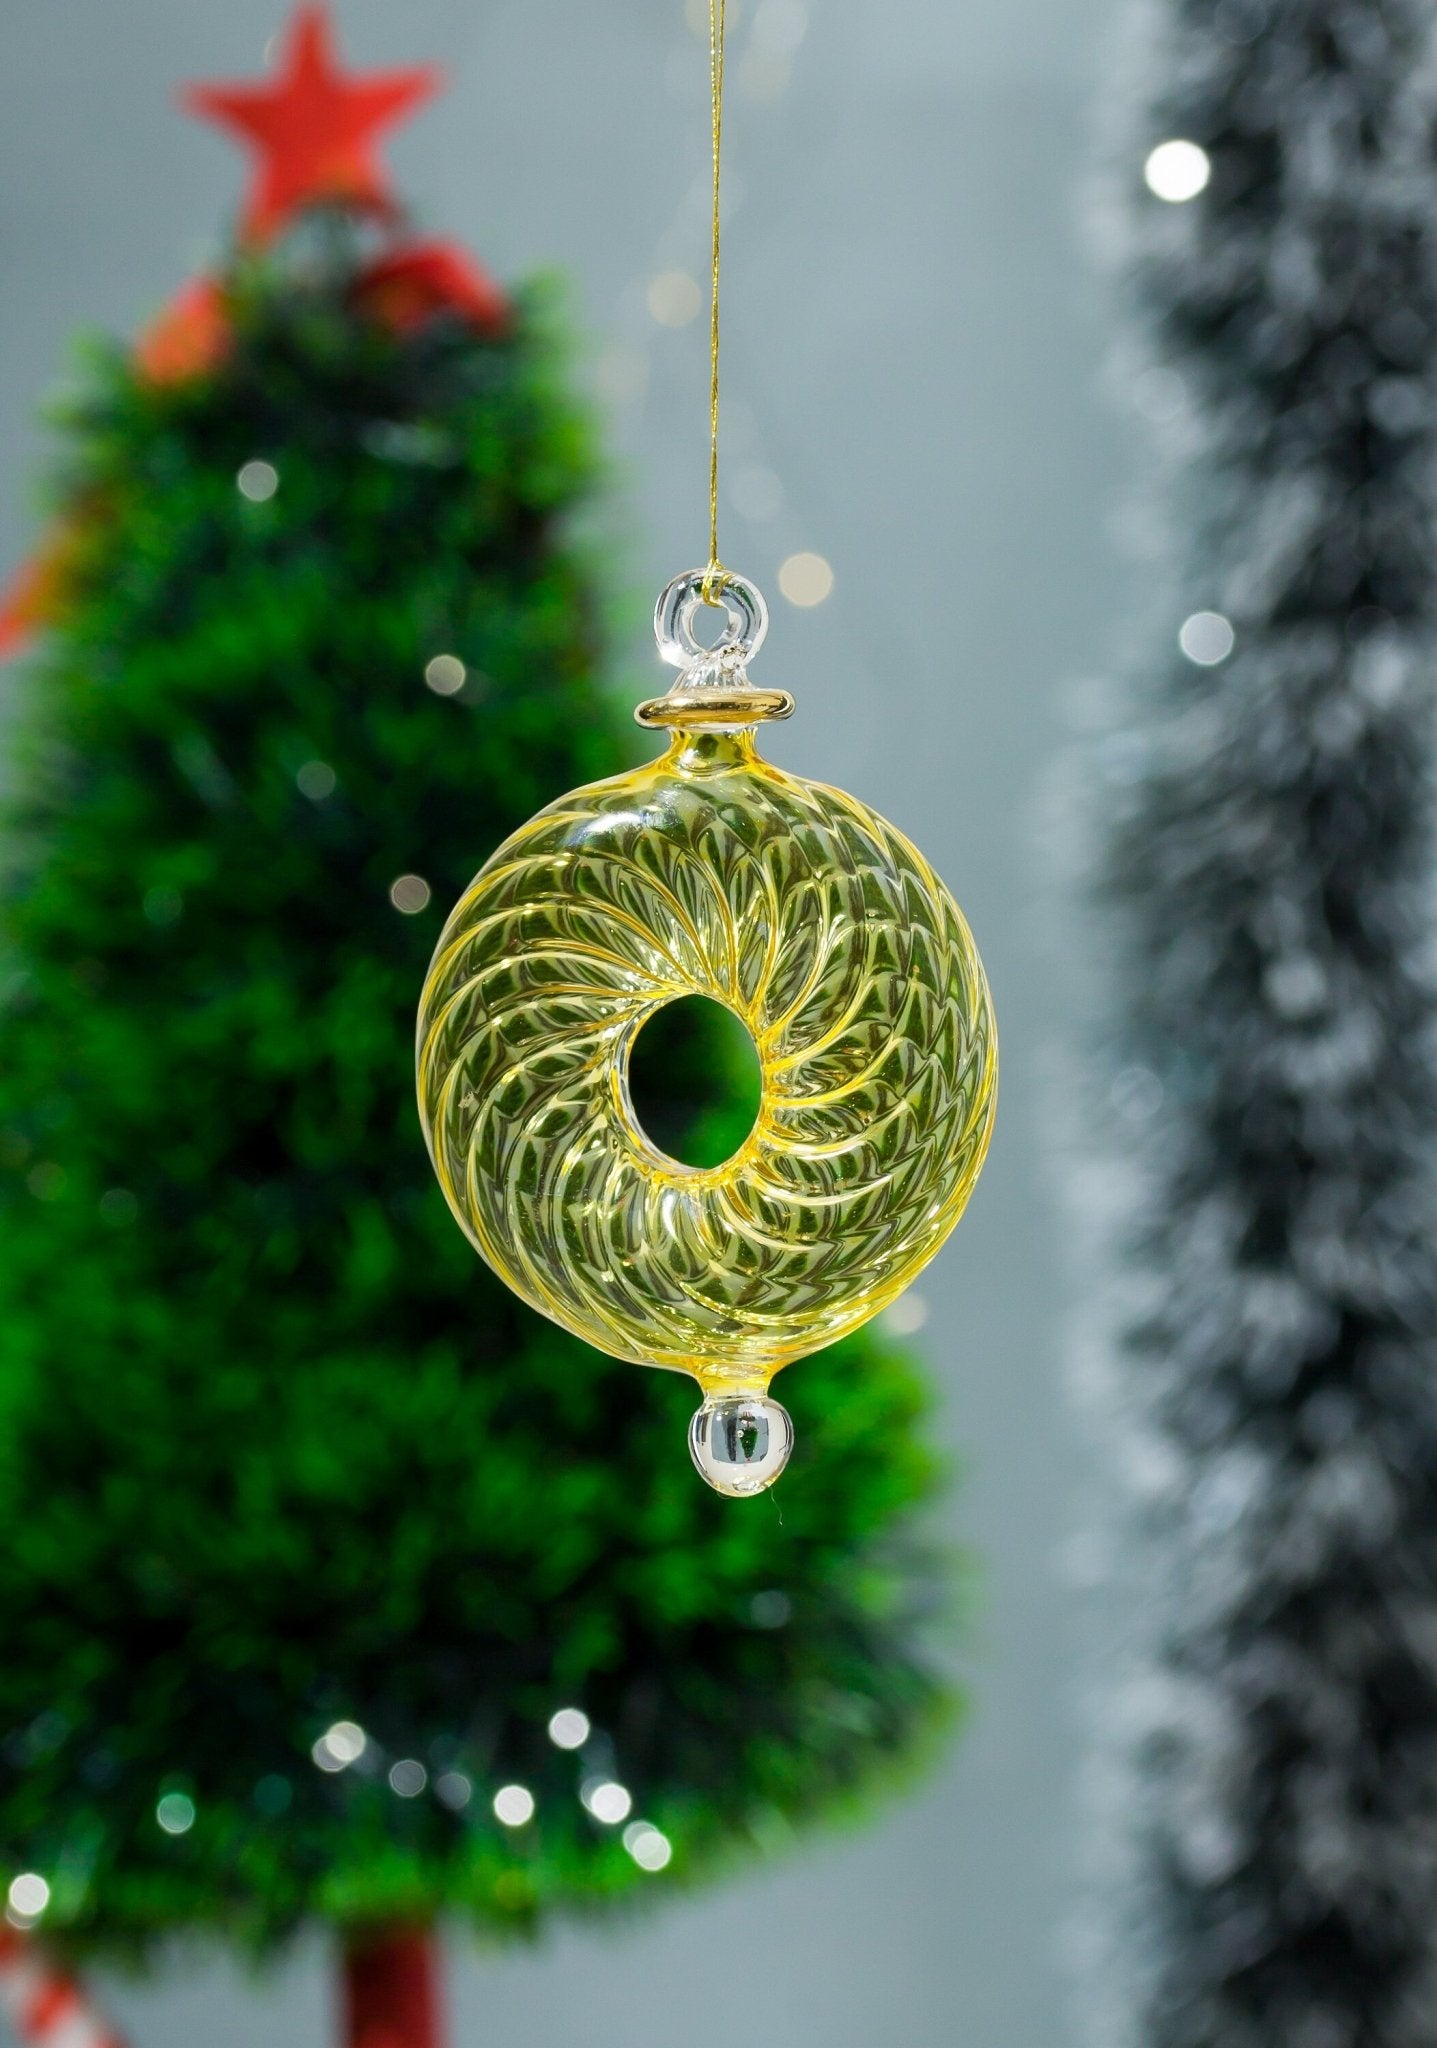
[0,12,948,2043]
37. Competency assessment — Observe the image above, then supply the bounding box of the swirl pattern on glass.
[417,729,997,1394]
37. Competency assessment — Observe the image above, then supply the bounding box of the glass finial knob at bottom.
[688,1393,794,1497]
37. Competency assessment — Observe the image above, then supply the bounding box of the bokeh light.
[622,1822,673,1871]
[6,1873,49,1921]
[882,1291,930,1336]
[312,1720,367,1772]
[389,874,432,914]
[424,653,466,696]
[778,551,834,606]
[493,1784,535,1827]
[548,1707,591,1751]
[156,1792,196,1836]
[729,464,784,522]
[583,1778,633,1825]
[26,1162,65,1202]
[647,271,702,327]
[1178,610,1235,665]
[143,885,184,927]
[1144,139,1210,202]
[236,459,279,501]
[435,1772,473,1811]
[295,759,336,800]
[748,1588,792,1629]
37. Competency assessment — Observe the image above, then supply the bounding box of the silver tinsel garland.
[1074,3,1437,2043]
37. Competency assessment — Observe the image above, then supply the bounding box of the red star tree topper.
[1,3,508,656]
[183,3,438,244]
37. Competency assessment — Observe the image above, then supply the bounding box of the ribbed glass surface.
[418,729,997,1394]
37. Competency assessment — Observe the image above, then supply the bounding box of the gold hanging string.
[701,0,728,606]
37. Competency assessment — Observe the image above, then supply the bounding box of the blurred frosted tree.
[0,11,949,2046]
[1081,2,1437,2043]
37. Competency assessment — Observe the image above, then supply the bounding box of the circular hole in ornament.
[625,995,761,1171]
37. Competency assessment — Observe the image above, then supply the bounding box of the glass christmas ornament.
[417,569,997,1493]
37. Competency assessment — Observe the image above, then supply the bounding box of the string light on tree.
[547,1707,591,1750]
[296,759,336,799]
[390,874,431,914]
[5,1877,48,1928]
[581,1778,633,1825]
[155,1793,195,1836]
[623,1822,674,1871]
[311,1720,367,1772]
[423,653,465,695]
[236,459,278,502]
[492,1785,535,1828]
[749,1588,792,1627]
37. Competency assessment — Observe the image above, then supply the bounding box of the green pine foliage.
[0,234,950,1955]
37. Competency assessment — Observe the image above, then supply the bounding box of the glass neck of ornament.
[663,728,763,775]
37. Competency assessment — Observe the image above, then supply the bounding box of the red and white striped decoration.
[0,1929,124,2048]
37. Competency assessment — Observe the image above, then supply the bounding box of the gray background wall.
[0,2,1129,2042]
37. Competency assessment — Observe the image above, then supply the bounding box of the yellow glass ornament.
[418,571,996,1494]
